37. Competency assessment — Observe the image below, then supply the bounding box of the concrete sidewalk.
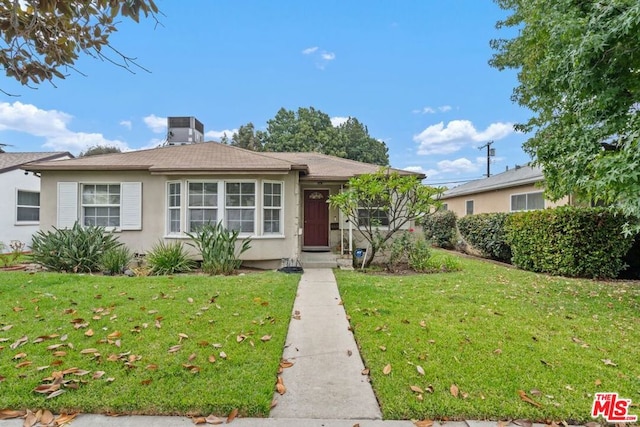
[270,268,381,420]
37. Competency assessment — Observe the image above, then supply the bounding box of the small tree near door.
[328,168,442,267]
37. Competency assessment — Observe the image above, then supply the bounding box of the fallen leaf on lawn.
[187,297,194,304]
[192,416,207,424]
[595,379,602,386]
[415,420,434,427]
[379,346,386,351]
[93,371,106,379]
[205,414,223,425]
[47,389,67,399]
[0,409,25,420]
[513,419,533,427]
[40,410,54,425]
[417,365,425,376]
[494,348,503,354]
[0,325,12,332]
[168,345,182,353]
[236,334,246,343]
[55,412,78,425]
[410,385,424,393]
[155,320,162,329]
[23,410,37,427]
[146,364,158,370]
[85,329,94,337]
[10,336,28,349]
[601,359,617,366]
[188,353,197,361]
[12,307,24,312]
[518,390,542,408]
[530,389,542,396]
[220,351,227,359]
[47,344,64,350]
[178,333,189,342]
[361,368,370,375]
[0,375,5,382]
[270,399,278,409]
[107,331,121,339]
[383,364,392,375]
[497,420,511,427]
[227,408,238,423]
[450,384,459,397]
[280,360,294,369]
[80,348,98,354]
[208,355,216,363]
[425,384,434,393]
[15,361,32,369]
[13,352,27,360]
[419,320,427,328]
[261,335,272,342]
[182,364,200,373]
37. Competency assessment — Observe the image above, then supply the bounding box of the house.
[440,164,571,217]
[0,149,72,252]
[24,142,422,269]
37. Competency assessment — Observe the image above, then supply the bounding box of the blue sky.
[0,1,530,186]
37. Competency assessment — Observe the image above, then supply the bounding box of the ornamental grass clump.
[187,222,252,275]
[146,240,194,275]
[99,245,133,275]
[30,222,122,273]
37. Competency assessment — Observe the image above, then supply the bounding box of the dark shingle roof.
[0,152,71,173]
[442,164,543,199]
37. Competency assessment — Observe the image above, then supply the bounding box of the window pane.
[241,183,255,194]
[169,209,181,233]
[241,195,255,207]
[511,195,526,211]
[527,193,544,210]
[466,200,474,215]
[226,183,240,194]
[241,209,254,221]
[17,207,39,221]
[18,191,40,206]
[226,195,240,206]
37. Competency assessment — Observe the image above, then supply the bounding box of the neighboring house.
[0,150,72,251]
[24,142,422,269]
[440,164,571,217]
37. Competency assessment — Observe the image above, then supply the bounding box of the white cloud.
[437,158,480,174]
[403,166,439,178]
[413,120,514,155]
[302,46,336,69]
[143,114,167,133]
[0,101,128,153]
[119,120,132,130]
[205,129,238,141]
[413,105,452,114]
[302,46,318,55]
[330,116,349,127]
[321,51,336,61]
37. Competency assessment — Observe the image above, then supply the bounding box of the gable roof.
[24,142,422,180]
[0,151,72,174]
[442,164,544,199]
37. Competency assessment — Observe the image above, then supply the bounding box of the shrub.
[0,241,26,268]
[424,252,463,272]
[407,237,432,272]
[31,223,122,273]
[386,230,413,272]
[186,222,252,275]
[99,246,133,275]
[146,241,194,275]
[458,213,512,262]
[505,207,634,279]
[422,210,457,248]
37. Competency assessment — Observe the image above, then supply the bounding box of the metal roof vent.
[166,117,204,145]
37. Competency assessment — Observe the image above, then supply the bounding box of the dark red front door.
[303,190,329,248]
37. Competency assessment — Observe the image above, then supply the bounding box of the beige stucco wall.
[441,183,571,217]
[39,170,301,267]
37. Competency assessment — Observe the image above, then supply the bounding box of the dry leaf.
[601,359,617,366]
[187,297,194,304]
[416,365,425,376]
[107,331,121,339]
[415,421,434,427]
[227,408,238,423]
[0,325,13,332]
[93,371,106,379]
[84,329,94,337]
[10,336,28,349]
[361,368,370,375]
[46,389,66,399]
[23,410,37,427]
[518,390,542,408]
[261,335,272,342]
[383,364,392,375]
[15,361,32,369]
[450,384,459,398]
[514,419,533,427]
[168,345,182,353]
[40,410,54,425]
[0,409,25,420]
[220,351,227,359]
[205,414,223,425]
[280,360,294,369]
[13,352,27,360]
[55,412,78,425]
[80,348,98,354]
[410,385,424,393]
[236,334,246,343]
[188,353,197,361]
[594,379,602,386]
[192,416,207,424]
[208,355,216,363]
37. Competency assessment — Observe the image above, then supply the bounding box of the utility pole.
[478,141,495,178]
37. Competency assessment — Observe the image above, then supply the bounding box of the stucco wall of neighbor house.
[442,183,570,217]
[0,169,44,252]
[39,170,301,265]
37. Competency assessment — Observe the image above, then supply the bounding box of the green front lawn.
[0,271,299,417]
[336,253,640,423]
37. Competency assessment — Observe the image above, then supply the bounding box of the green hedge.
[422,210,457,248]
[458,213,512,262]
[505,207,633,279]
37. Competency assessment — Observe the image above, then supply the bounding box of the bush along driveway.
[335,253,640,424]
[0,271,299,417]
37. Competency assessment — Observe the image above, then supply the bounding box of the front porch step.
[300,252,349,269]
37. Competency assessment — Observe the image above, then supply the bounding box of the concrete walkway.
[270,268,382,420]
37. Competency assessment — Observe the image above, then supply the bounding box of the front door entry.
[303,189,329,249]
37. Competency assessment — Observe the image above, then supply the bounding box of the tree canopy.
[490,1,640,229]
[230,107,390,166]
[79,145,122,157]
[328,168,441,267]
[0,0,158,89]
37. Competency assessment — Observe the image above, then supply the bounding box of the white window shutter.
[121,182,142,230]
[57,182,78,228]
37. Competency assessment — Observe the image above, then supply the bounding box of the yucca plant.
[31,222,122,273]
[146,240,194,275]
[99,246,133,275]
[187,222,252,275]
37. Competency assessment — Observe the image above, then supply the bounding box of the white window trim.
[81,183,122,230]
[510,191,545,212]
[166,181,182,235]
[224,179,257,236]
[262,180,284,236]
[15,189,40,225]
[465,199,474,216]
